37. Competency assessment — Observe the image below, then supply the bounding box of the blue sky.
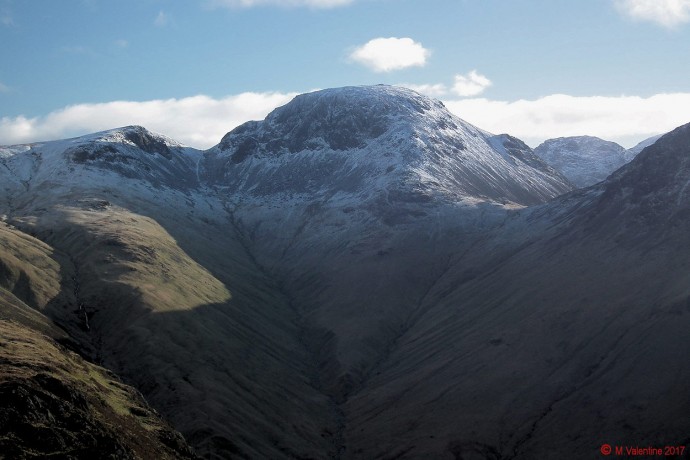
[2,0,690,148]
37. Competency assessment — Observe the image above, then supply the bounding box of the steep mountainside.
[0,86,688,459]
[343,124,690,458]
[201,86,573,406]
[534,135,628,187]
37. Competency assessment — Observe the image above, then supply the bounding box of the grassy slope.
[9,190,336,459]
[0,220,196,459]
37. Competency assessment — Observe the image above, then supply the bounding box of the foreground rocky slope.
[0,320,196,459]
[0,86,688,458]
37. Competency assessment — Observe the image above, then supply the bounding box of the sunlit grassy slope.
[7,189,337,459]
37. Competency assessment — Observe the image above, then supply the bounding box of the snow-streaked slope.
[0,125,201,193]
[534,135,628,187]
[197,87,573,406]
[205,85,572,207]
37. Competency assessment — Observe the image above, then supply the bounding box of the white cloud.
[615,0,690,27]
[207,0,353,8]
[154,10,170,27]
[401,83,448,97]
[443,93,690,148]
[3,91,688,151]
[0,92,297,149]
[0,82,9,93]
[350,37,430,73]
[115,39,129,48]
[452,70,492,97]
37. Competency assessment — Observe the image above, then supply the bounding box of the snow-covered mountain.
[534,135,628,187]
[1,86,689,459]
[205,85,571,207]
[0,125,200,192]
[0,86,575,458]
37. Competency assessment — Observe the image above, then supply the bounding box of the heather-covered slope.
[0,320,196,459]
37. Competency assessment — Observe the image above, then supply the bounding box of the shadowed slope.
[342,123,690,459]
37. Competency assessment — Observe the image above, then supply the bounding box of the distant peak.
[551,135,604,142]
[539,135,623,147]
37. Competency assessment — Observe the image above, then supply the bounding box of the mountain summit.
[205,85,572,206]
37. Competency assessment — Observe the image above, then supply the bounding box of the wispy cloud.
[350,37,430,73]
[452,71,492,97]
[400,83,448,98]
[58,45,99,58]
[614,0,690,27]
[114,39,129,48]
[443,93,690,147]
[207,0,354,8]
[0,1,13,27]
[80,0,98,8]
[401,71,492,98]
[0,92,298,149]
[0,82,9,93]
[154,10,170,27]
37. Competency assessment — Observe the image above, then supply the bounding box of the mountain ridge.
[205,85,572,207]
